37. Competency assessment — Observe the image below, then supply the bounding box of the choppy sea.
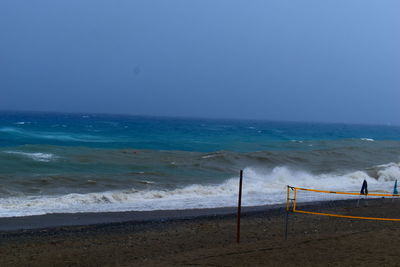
[1,111,400,217]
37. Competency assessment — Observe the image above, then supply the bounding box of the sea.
[1,111,400,217]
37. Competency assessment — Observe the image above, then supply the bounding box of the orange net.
[287,186,400,221]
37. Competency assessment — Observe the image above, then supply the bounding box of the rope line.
[286,186,400,222]
[293,187,398,197]
[293,210,400,222]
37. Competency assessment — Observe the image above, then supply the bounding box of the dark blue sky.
[1,1,399,124]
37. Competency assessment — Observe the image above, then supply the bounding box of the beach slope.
[1,202,400,266]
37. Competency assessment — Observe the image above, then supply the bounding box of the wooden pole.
[236,170,243,243]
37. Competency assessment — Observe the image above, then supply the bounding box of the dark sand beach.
[1,200,400,266]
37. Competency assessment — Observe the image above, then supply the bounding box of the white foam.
[4,151,57,162]
[0,165,398,217]
[376,163,400,182]
[361,138,375,142]
[202,154,217,159]
[139,180,155,184]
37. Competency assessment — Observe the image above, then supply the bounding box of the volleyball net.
[286,186,400,221]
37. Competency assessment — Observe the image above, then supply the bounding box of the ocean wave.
[0,164,398,217]
[0,127,110,143]
[201,154,219,159]
[374,163,400,182]
[361,138,375,142]
[290,140,304,143]
[38,133,109,143]
[3,151,57,162]
[0,127,22,133]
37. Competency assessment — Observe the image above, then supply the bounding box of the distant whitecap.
[361,138,375,142]
[4,151,57,162]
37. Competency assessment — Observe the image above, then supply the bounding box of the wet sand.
[1,200,400,266]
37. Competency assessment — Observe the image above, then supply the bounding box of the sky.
[0,0,399,125]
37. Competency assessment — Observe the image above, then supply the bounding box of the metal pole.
[237,170,243,243]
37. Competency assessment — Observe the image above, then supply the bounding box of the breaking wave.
[1,164,399,217]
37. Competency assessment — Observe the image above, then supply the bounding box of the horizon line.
[0,109,397,128]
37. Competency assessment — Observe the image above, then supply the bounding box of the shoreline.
[0,198,374,232]
[0,204,285,232]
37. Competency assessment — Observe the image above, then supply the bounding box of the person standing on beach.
[360,180,368,195]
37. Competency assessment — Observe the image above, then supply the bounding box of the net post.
[236,169,243,243]
[285,185,290,240]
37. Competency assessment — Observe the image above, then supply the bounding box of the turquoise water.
[2,111,400,151]
[1,111,400,217]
